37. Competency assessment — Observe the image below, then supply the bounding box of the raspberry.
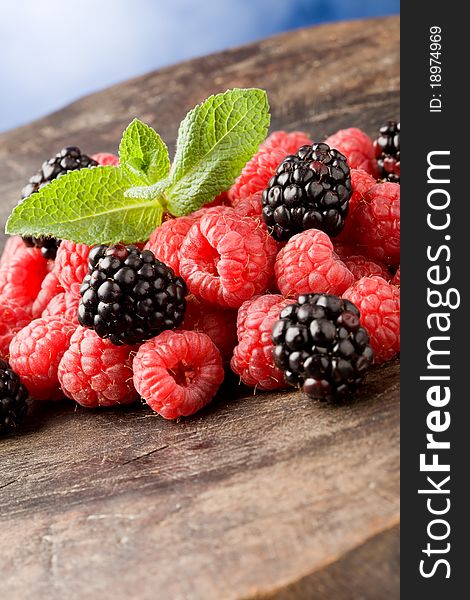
[91,152,119,166]
[373,121,400,183]
[0,302,33,359]
[144,214,198,277]
[324,128,378,178]
[32,270,64,318]
[333,240,363,259]
[261,130,313,154]
[333,241,362,261]
[232,191,263,223]
[1,236,28,268]
[392,266,400,286]
[78,244,186,345]
[228,131,313,206]
[9,315,76,400]
[181,296,238,363]
[228,146,291,205]
[0,359,29,435]
[204,191,229,208]
[133,330,224,419]
[0,241,48,307]
[21,146,98,259]
[342,276,400,363]
[261,143,352,241]
[180,206,278,308]
[343,255,390,281]
[337,168,376,243]
[274,229,354,298]
[351,182,400,266]
[272,293,374,401]
[58,326,138,407]
[55,240,92,295]
[42,291,80,323]
[231,294,293,390]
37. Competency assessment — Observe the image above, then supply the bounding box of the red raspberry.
[1,236,27,268]
[133,330,224,419]
[204,191,229,208]
[343,276,400,363]
[231,294,293,390]
[351,182,400,266]
[144,214,198,277]
[58,326,138,407]
[332,241,361,261]
[392,266,400,286]
[9,316,76,400]
[261,130,313,154]
[42,291,80,322]
[324,128,378,177]
[232,191,263,223]
[55,240,92,295]
[180,207,278,308]
[0,301,33,359]
[235,294,257,341]
[228,146,287,205]
[0,239,48,307]
[91,152,119,166]
[337,168,376,243]
[274,229,354,297]
[181,296,237,363]
[32,270,64,318]
[228,131,313,206]
[343,255,390,281]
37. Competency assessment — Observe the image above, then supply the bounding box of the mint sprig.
[6,88,270,244]
[166,88,269,216]
[6,167,162,245]
[119,118,170,184]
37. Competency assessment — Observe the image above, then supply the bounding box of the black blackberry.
[22,236,61,261]
[261,143,352,241]
[373,121,400,183]
[21,146,98,259]
[0,359,29,436]
[272,293,374,402]
[78,244,187,346]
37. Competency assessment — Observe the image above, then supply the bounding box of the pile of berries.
[1,125,400,436]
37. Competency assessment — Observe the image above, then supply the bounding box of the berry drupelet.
[261,143,352,241]
[78,244,187,346]
[272,293,374,401]
[373,121,400,183]
[0,359,29,435]
[21,146,98,259]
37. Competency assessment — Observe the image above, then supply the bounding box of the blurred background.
[0,0,399,132]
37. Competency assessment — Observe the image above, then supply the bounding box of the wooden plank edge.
[242,520,400,600]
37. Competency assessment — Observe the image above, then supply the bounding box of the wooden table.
[0,16,400,600]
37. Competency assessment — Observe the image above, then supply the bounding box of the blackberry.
[22,236,61,261]
[272,293,374,401]
[21,146,98,259]
[373,121,400,183]
[0,359,29,436]
[78,244,187,346]
[261,143,352,241]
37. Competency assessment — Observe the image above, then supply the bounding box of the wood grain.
[0,16,399,600]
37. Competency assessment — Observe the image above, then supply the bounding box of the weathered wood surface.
[0,16,400,600]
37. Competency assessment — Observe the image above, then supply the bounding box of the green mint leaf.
[124,179,169,201]
[119,118,170,184]
[165,88,270,216]
[6,166,163,245]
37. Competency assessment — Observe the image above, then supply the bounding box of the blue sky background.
[0,0,399,132]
